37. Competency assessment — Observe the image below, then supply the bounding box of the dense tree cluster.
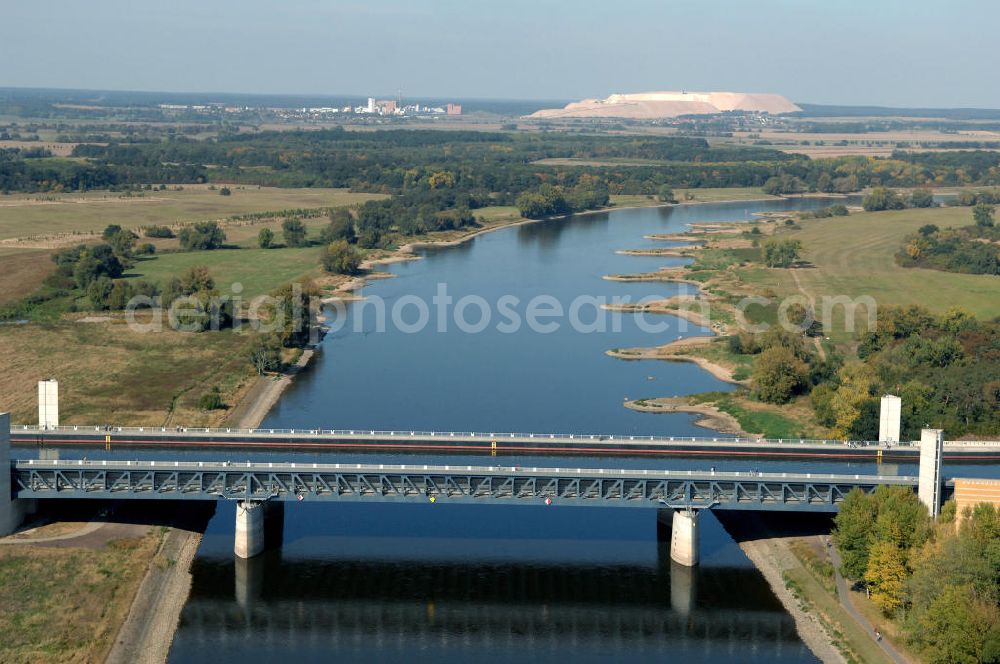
[812,306,1000,438]
[762,174,807,195]
[762,238,802,267]
[321,240,361,274]
[260,280,320,348]
[862,186,907,211]
[900,219,1000,275]
[178,221,226,250]
[4,129,1000,205]
[728,327,828,404]
[257,227,275,249]
[835,489,999,664]
[143,225,174,238]
[515,180,610,219]
[159,266,233,332]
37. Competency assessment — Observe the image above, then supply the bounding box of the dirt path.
[0,520,103,544]
[789,268,827,361]
[106,528,202,664]
[829,546,911,664]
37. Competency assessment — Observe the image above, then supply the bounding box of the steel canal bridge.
[14,459,919,512]
[0,417,963,566]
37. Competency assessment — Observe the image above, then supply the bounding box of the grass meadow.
[737,206,1000,342]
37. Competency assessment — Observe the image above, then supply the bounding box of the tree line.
[834,488,998,663]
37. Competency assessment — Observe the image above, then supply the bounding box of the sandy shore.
[615,248,691,257]
[225,348,316,429]
[623,396,748,435]
[600,295,721,331]
[106,528,203,664]
[602,270,704,286]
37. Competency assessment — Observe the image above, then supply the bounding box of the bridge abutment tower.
[657,508,700,567]
[1,413,31,536]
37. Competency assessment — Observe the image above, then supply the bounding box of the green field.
[739,206,1000,330]
[0,186,385,240]
[129,247,321,298]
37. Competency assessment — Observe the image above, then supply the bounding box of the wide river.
[165,197,963,663]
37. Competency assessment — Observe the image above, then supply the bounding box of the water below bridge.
[144,197,981,662]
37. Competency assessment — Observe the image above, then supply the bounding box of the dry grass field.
[0,247,55,305]
[0,140,80,156]
[0,185,385,241]
[0,320,254,426]
[728,128,1000,158]
[0,529,162,663]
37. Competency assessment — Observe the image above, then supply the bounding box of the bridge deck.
[11,425,1000,459]
[14,459,918,512]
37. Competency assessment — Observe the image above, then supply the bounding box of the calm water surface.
[169,198,872,663]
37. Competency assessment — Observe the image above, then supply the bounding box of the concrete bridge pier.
[657,508,700,567]
[235,501,265,558]
[670,509,700,567]
[234,500,284,558]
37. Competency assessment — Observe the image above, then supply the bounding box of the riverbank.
[607,339,742,384]
[600,295,723,332]
[739,533,849,664]
[225,347,316,429]
[719,512,899,664]
[107,528,204,664]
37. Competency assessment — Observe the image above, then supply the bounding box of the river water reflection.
[169,198,868,663]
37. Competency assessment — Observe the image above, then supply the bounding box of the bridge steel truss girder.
[14,463,916,512]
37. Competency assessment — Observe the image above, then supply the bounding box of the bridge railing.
[14,458,919,484]
[7,423,951,447]
[13,423,1000,448]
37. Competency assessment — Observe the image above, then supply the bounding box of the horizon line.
[4,85,1000,113]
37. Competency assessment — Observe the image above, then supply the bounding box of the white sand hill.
[529,91,801,119]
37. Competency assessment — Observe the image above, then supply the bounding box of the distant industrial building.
[447,103,462,115]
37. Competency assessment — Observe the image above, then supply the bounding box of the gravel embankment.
[106,528,202,664]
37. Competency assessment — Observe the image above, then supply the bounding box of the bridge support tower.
[918,428,944,518]
[658,508,700,567]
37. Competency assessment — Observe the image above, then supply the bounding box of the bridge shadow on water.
[172,552,816,663]
[167,503,822,664]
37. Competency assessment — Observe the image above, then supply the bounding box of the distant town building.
[366,97,375,113]
[447,103,462,116]
[375,99,398,114]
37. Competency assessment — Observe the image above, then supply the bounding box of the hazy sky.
[4,0,999,107]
